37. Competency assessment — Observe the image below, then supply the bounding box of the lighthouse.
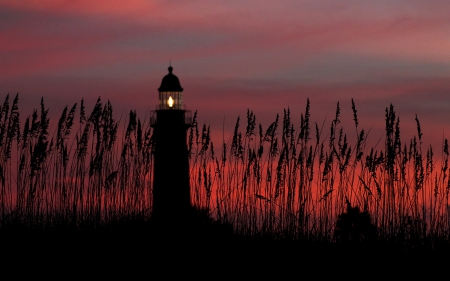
[151,66,192,221]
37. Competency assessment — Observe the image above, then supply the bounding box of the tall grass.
[1,93,450,247]
[190,98,450,245]
[0,94,154,230]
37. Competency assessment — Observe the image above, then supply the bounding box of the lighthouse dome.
[158,66,183,92]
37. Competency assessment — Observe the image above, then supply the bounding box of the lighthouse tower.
[151,66,192,221]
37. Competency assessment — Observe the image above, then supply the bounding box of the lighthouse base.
[151,109,191,223]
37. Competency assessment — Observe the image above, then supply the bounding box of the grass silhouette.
[1,93,450,260]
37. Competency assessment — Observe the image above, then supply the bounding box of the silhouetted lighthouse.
[151,66,192,221]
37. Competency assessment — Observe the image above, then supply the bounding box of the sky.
[1,0,450,152]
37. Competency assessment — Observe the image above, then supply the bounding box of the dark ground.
[1,218,449,278]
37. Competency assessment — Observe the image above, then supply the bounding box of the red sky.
[1,0,450,151]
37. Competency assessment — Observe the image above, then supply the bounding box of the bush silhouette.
[335,203,377,243]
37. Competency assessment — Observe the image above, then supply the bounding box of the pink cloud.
[1,0,449,81]
[1,1,450,156]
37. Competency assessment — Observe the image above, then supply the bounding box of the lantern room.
[158,66,183,110]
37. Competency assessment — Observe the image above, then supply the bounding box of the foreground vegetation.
[1,93,450,253]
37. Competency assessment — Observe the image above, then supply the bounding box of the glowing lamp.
[168,96,174,108]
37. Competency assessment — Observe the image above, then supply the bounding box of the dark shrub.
[335,204,376,243]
